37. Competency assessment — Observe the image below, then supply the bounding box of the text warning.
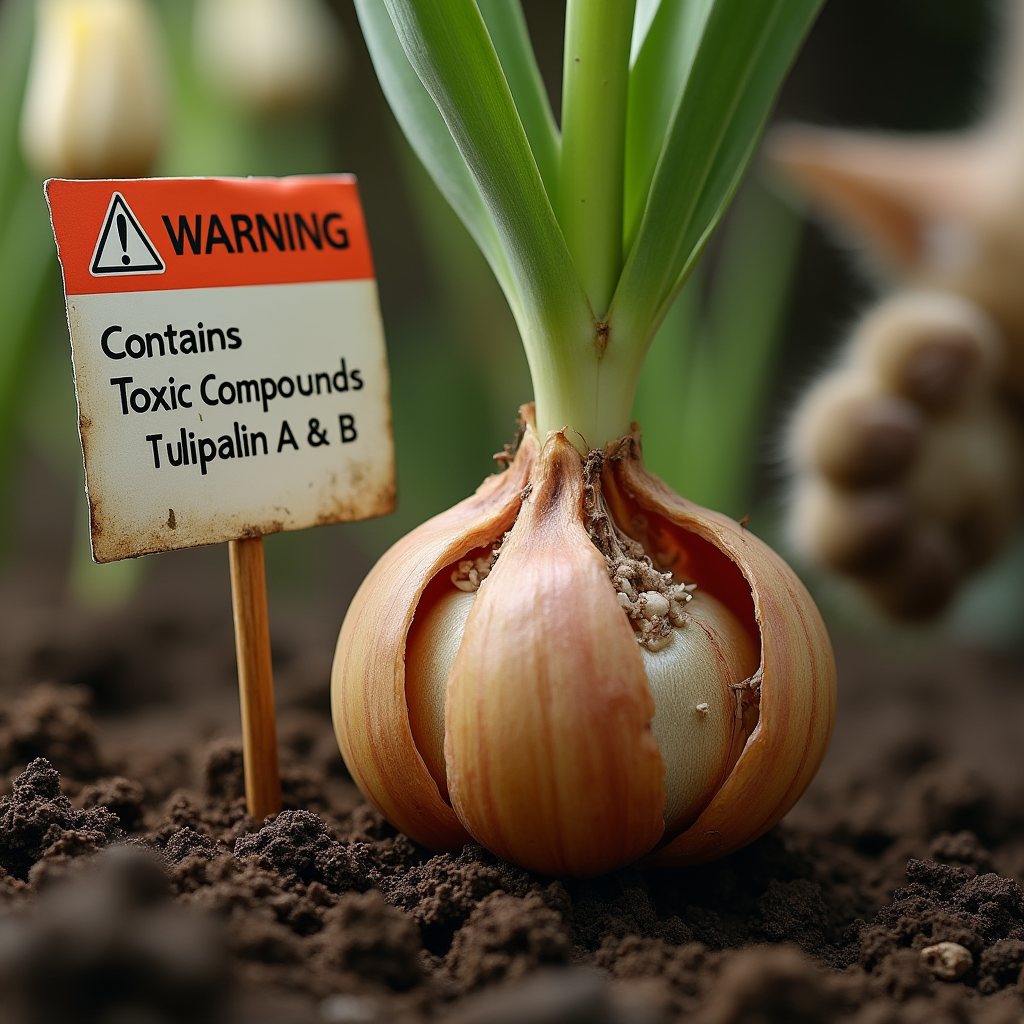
[46,175,395,562]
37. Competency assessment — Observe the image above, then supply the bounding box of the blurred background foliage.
[0,0,1014,644]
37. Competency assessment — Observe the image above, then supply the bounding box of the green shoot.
[610,0,821,358]
[559,0,634,317]
[319,0,823,453]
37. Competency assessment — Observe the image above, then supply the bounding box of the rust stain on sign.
[48,176,396,562]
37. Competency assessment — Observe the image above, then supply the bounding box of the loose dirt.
[1,566,1024,1023]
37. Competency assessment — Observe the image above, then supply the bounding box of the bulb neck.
[524,320,643,453]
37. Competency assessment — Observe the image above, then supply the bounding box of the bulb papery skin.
[442,430,666,876]
[332,406,837,875]
[21,0,166,179]
[332,429,538,851]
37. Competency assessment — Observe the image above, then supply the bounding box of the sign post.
[228,535,279,819]
[46,175,396,820]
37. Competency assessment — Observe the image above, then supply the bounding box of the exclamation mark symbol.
[117,213,130,266]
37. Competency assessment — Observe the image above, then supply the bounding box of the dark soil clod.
[0,667,1023,1022]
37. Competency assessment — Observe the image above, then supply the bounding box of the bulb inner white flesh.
[406,574,758,836]
[405,586,474,803]
[641,591,758,833]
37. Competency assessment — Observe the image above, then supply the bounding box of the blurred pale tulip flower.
[20,0,166,179]
[194,0,348,115]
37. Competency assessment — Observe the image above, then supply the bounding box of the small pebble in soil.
[921,940,974,980]
[319,993,378,1022]
[446,967,629,1024]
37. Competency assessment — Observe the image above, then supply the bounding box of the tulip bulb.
[333,408,835,877]
[21,0,166,179]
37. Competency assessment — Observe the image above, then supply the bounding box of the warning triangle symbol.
[90,192,165,276]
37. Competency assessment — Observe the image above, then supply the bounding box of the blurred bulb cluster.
[193,0,348,115]
[20,0,348,181]
[21,0,167,179]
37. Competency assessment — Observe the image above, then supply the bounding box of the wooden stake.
[228,535,281,820]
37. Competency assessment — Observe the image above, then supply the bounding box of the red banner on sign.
[46,175,375,296]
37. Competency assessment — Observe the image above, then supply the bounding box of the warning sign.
[90,193,166,276]
[46,175,396,562]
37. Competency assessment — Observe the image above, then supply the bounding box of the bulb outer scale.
[332,431,538,852]
[443,431,667,875]
[332,409,836,874]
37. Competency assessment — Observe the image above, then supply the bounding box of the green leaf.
[476,0,560,207]
[611,0,822,353]
[630,0,663,65]
[353,0,515,306]
[623,0,714,253]
[380,0,591,355]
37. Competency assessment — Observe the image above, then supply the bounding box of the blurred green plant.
[632,177,802,519]
[0,0,59,515]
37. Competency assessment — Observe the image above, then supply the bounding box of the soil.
[2,547,1024,1024]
